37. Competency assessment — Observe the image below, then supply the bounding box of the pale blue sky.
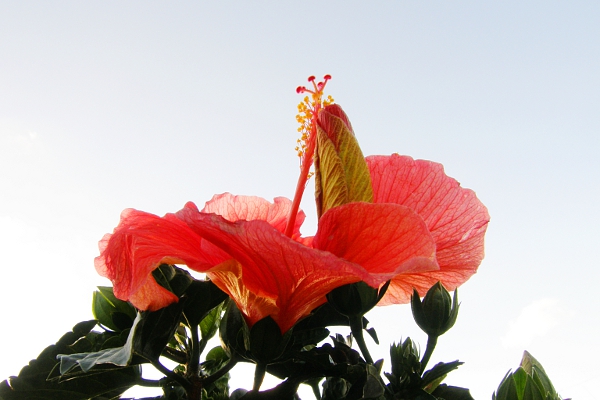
[1,2,599,399]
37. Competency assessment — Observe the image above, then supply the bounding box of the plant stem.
[188,323,201,377]
[420,335,438,374]
[203,358,238,386]
[150,358,191,392]
[349,315,374,364]
[135,377,163,387]
[253,363,267,391]
[309,380,321,400]
[162,346,188,364]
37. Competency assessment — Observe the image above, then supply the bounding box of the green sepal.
[152,264,194,298]
[314,108,373,218]
[520,351,559,400]
[326,281,382,318]
[247,316,291,364]
[183,279,228,327]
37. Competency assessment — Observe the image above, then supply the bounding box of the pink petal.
[94,208,213,309]
[208,259,280,328]
[184,195,306,267]
[366,154,490,304]
[128,274,179,311]
[313,202,438,282]
[201,193,305,238]
[175,206,375,332]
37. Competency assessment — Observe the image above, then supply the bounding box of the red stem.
[284,108,319,238]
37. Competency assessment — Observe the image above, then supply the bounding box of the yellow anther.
[294,75,334,166]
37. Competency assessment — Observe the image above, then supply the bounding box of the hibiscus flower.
[95,193,437,333]
[95,76,488,334]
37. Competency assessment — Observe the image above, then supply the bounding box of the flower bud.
[411,282,459,337]
[493,351,564,400]
[327,281,386,318]
[246,316,290,364]
[314,104,373,218]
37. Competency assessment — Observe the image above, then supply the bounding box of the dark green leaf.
[200,301,226,340]
[0,320,139,400]
[92,287,136,332]
[58,315,140,373]
[133,301,184,362]
[183,279,228,327]
[421,360,463,388]
[432,384,475,400]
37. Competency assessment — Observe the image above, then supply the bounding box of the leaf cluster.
[1,271,565,400]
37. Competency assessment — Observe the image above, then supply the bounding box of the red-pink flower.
[95,193,437,333]
[314,103,490,305]
[95,76,489,333]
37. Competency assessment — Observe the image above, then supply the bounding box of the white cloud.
[501,298,566,348]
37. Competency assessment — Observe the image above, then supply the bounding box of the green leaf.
[179,278,228,328]
[58,315,141,374]
[0,320,139,400]
[421,360,463,388]
[200,301,227,340]
[431,384,474,400]
[362,364,385,399]
[92,286,136,332]
[133,301,185,362]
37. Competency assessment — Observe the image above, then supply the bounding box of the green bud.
[246,316,290,364]
[327,281,388,318]
[411,282,459,337]
[385,338,421,391]
[493,351,564,400]
[322,377,350,400]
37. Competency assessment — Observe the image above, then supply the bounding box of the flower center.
[285,75,334,237]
